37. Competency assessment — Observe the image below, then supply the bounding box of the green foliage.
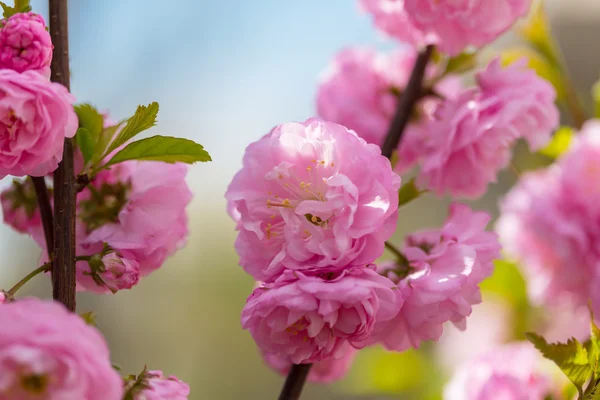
[104,102,159,157]
[75,128,95,165]
[0,0,31,19]
[444,52,477,75]
[79,311,97,327]
[526,332,590,396]
[592,80,600,118]
[398,178,426,207]
[538,126,574,159]
[99,135,211,171]
[518,1,559,65]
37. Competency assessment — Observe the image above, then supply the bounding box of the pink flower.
[133,370,190,400]
[75,250,140,294]
[0,12,52,78]
[358,0,429,49]
[242,266,399,364]
[1,178,42,234]
[444,343,559,400]
[226,118,401,281]
[0,298,123,399]
[415,59,558,198]
[476,58,559,151]
[0,291,6,304]
[262,349,357,383]
[404,0,531,56]
[497,120,600,311]
[373,204,500,351]
[0,70,77,178]
[316,47,462,172]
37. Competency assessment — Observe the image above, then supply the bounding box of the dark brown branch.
[381,45,435,159]
[277,364,312,400]
[30,177,54,255]
[49,0,76,311]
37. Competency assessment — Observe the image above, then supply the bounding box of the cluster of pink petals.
[444,343,558,399]
[0,298,123,399]
[0,70,77,178]
[262,348,357,383]
[134,370,190,400]
[72,161,191,293]
[497,120,600,311]
[1,179,42,235]
[226,118,401,281]
[316,47,462,172]
[0,12,52,78]
[242,266,399,364]
[359,0,531,56]
[372,203,500,351]
[411,58,558,198]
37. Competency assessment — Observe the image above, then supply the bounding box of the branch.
[381,45,435,159]
[30,177,54,256]
[277,364,312,400]
[7,263,52,296]
[49,0,76,311]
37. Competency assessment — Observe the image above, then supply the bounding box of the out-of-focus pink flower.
[0,70,77,178]
[404,0,531,56]
[497,120,600,312]
[133,370,190,400]
[226,118,401,281]
[1,178,42,234]
[415,59,558,198]
[262,349,357,383]
[444,343,560,400]
[242,266,399,364]
[75,250,140,294]
[0,12,52,78]
[316,47,462,172]
[476,58,559,151]
[373,203,500,351]
[358,0,430,49]
[0,291,6,304]
[0,298,123,399]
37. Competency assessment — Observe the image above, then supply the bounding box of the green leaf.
[79,311,97,327]
[90,123,124,166]
[592,80,600,118]
[14,0,30,12]
[75,128,95,165]
[526,332,592,396]
[0,1,15,19]
[104,102,159,157]
[584,381,600,400]
[444,52,477,75]
[538,126,573,159]
[587,305,600,379]
[398,178,425,207]
[100,135,211,170]
[518,1,560,65]
[74,104,104,137]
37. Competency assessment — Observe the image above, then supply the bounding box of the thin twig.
[381,45,435,159]
[8,263,52,296]
[30,177,54,256]
[277,364,312,400]
[49,0,76,311]
[385,241,409,266]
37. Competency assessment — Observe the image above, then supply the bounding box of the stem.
[381,45,435,159]
[385,241,409,266]
[49,0,76,311]
[7,263,52,296]
[30,177,54,256]
[277,364,312,400]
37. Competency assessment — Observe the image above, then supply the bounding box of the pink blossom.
[0,291,6,304]
[497,120,600,311]
[1,178,42,234]
[262,349,357,383]
[226,118,401,281]
[316,47,462,172]
[74,250,140,294]
[134,370,190,400]
[415,59,558,198]
[0,298,123,399]
[0,12,52,78]
[373,204,500,351]
[242,266,399,364]
[0,70,77,178]
[404,0,531,56]
[444,343,559,400]
[358,0,429,49]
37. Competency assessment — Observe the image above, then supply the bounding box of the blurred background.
[1,1,598,398]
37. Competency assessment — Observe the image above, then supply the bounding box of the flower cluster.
[359,0,531,56]
[228,118,402,371]
[444,343,560,399]
[372,203,500,350]
[497,120,600,312]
